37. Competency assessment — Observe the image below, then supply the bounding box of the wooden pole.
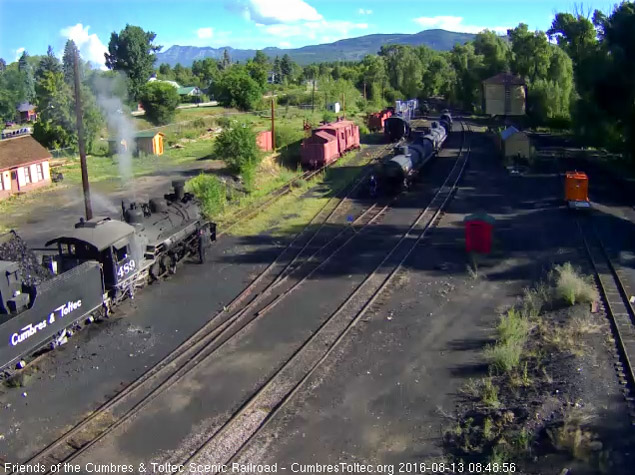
[311,74,316,113]
[271,98,276,150]
[73,49,92,220]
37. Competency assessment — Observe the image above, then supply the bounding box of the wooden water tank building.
[108,131,165,156]
[482,73,526,116]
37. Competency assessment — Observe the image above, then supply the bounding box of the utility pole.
[73,48,92,220]
[271,97,276,150]
[341,93,346,117]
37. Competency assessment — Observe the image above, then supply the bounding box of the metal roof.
[46,217,135,252]
[500,126,521,141]
[177,86,200,95]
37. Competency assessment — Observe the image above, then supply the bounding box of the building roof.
[500,126,528,141]
[0,135,52,171]
[483,73,526,86]
[135,131,165,139]
[46,217,135,252]
[317,119,357,131]
[16,102,36,112]
[177,86,200,95]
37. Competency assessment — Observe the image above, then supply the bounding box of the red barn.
[300,119,360,169]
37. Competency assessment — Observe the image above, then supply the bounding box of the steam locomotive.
[0,180,216,375]
[371,113,453,194]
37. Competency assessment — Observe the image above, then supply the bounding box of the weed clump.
[485,309,530,373]
[552,262,598,306]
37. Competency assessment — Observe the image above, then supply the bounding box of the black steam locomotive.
[0,181,216,374]
[371,113,453,194]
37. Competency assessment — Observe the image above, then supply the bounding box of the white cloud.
[14,47,25,62]
[240,0,322,25]
[60,23,108,69]
[197,27,214,39]
[413,16,511,34]
[358,8,373,15]
[279,41,292,48]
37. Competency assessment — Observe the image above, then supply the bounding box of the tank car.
[0,181,216,375]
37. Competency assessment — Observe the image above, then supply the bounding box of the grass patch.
[551,262,598,306]
[186,174,227,217]
[485,309,530,374]
[547,409,597,462]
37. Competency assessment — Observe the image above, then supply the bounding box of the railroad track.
[179,120,472,467]
[576,217,635,422]
[217,143,392,238]
[15,143,394,470]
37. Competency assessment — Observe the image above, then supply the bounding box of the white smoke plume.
[92,73,138,201]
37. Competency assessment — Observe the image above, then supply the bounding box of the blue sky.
[0,0,617,68]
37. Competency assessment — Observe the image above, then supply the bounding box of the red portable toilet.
[464,212,495,254]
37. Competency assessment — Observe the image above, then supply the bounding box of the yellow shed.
[482,73,526,116]
[135,131,165,156]
[500,126,531,158]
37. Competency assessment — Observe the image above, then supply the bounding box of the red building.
[0,135,52,200]
[16,102,37,123]
[256,130,273,152]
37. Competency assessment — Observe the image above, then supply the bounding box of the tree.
[253,50,268,66]
[173,63,196,86]
[449,43,484,110]
[158,63,174,80]
[246,59,267,89]
[138,81,180,125]
[212,65,262,110]
[18,51,36,103]
[37,46,61,80]
[221,49,231,70]
[192,58,219,86]
[273,56,282,84]
[62,39,79,84]
[0,69,26,120]
[547,12,598,67]
[508,24,552,83]
[0,58,6,72]
[105,24,162,101]
[473,30,510,77]
[213,121,260,189]
[280,54,294,84]
[33,70,103,150]
[360,55,387,104]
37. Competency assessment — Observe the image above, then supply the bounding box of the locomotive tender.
[0,181,216,374]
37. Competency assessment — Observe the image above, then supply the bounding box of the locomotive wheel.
[168,255,177,275]
[149,261,161,282]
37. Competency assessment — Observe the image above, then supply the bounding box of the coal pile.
[0,231,52,285]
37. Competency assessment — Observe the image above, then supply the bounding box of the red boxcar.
[368,109,393,132]
[301,119,360,168]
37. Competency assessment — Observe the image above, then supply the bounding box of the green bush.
[139,81,180,125]
[274,124,304,150]
[497,308,530,345]
[216,116,232,129]
[322,111,336,123]
[186,174,227,217]
[485,340,524,373]
[213,122,261,190]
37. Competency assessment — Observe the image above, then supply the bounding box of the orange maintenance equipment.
[564,171,590,209]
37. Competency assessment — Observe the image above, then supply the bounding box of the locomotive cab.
[46,217,143,295]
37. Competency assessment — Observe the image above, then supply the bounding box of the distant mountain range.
[155,29,476,67]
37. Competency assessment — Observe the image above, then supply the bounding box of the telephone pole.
[73,49,92,220]
[271,97,276,150]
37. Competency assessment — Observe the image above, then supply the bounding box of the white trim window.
[23,167,31,184]
[36,164,44,181]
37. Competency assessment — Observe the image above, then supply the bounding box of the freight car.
[372,116,451,193]
[0,181,216,374]
[368,108,394,132]
[300,119,360,169]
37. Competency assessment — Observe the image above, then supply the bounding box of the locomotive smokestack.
[172,180,185,200]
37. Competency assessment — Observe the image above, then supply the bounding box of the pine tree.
[221,49,231,70]
[18,51,36,102]
[280,54,293,83]
[0,58,6,72]
[37,46,61,79]
[273,56,282,84]
[62,39,79,84]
